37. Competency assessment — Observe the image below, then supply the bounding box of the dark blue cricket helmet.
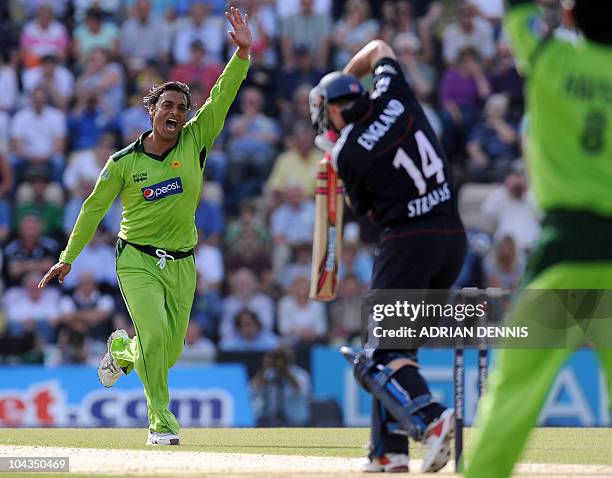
[310,72,364,134]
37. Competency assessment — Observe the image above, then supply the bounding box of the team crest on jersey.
[132,172,148,183]
[142,177,183,201]
[171,160,182,170]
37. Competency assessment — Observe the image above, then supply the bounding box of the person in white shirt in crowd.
[278,276,327,344]
[172,1,225,64]
[4,271,61,343]
[442,1,495,65]
[61,230,117,289]
[0,55,18,112]
[271,184,315,277]
[10,87,66,182]
[481,164,540,254]
[22,54,74,111]
[20,4,69,68]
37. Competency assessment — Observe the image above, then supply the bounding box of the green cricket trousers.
[110,239,196,434]
[465,262,612,478]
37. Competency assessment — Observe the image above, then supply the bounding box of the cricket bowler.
[465,1,612,476]
[39,7,251,446]
[310,40,466,472]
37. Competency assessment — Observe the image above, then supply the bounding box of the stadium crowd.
[0,0,544,423]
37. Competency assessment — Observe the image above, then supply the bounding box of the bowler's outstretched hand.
[38,262,71,288]
[226,7,252,57]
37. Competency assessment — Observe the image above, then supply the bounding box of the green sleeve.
[185,52,250,153]
[59,158,123,264]
[504,1,549,76]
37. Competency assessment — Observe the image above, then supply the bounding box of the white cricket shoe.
[363,453,409,473]
[97,329,129,388]
[147,431,180,446]
[421,408,454,473]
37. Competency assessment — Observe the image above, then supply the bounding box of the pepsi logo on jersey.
[141,177,183,201]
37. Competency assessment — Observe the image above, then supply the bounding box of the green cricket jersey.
[60,53,249,264]
[506,1,612,217]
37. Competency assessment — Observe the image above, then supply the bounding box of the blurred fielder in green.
[466,1,612,476]
[39,7,251,447]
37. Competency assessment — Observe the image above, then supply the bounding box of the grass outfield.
[2,427,612,464]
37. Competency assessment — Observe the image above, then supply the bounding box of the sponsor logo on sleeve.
[141,177,183,201]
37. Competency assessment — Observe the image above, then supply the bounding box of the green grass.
[2,427,612,465]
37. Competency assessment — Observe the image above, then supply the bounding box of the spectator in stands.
[61,231,117,290]
[442,1,495,65]
[252,346,311,426]
[4,271,61,343]
[267,121,321,198]
[169,40,224,107]
[14,165,63,238]
[241,43,279,117]
[278,276,327,345]
[332,0,379,69]
[120,0,170,71]
[195,235,224,292]
[393,33,436,101]
[488,38,524,121]
[120,85,153,145]
[281,0,332,71]
[329,273,363,342]
[173,1,225,64]
[466,93,519,182]
[75,47,125,117]
[220,268,275,342]
[381,0,417,43]
[439,47,491,160]
[224,201,271,274]
[481,166,541,254]
[483,235,525,291]
[282,45,325,103]
[225,87,280,210]
[64,133,115,196]
[71,0,123,22]
[67,94,115,152]
[57,271,114,342]
[179,320,216,363]
[413,0,443,64]
[10,87,66,182]
[220,309,280,352]
[20,4,69,68]
[271,185,315,276]
[233,0,278,67]
[4,214,58,287]
[279,83,313,137]
[195,182,225,242]
[0,53,18,112]
[393,32,441,136]
[64,177,121,237]
[280,243,312,290]
[73,7,120,62]
[22,54,74,111]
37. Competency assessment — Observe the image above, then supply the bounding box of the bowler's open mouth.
[166,118,178,131]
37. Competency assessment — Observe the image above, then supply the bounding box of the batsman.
[310,40,466,472]
[39,8,251,446]
[465,1,612,476]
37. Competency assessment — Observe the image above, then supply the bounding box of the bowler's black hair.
[573,0,612,45]
[143,81,192,111]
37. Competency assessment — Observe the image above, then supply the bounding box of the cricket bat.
[310,152,344,301]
